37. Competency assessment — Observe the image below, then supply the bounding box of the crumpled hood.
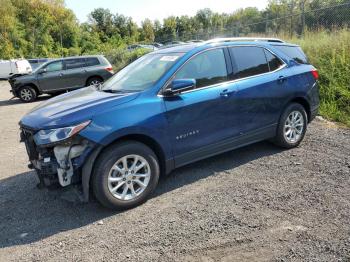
[20,86,139,130]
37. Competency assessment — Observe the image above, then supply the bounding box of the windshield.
[102,52,184,92]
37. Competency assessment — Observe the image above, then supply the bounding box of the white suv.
[0,59,32,80]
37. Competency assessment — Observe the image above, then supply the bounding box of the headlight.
[34,120,91,145]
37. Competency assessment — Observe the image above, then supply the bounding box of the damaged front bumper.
[20,126,99,200]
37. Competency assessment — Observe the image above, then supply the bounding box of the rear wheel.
[87,77,103,87]
[273,103,308,148]
[92,141,160,210]
[18,86,37,102]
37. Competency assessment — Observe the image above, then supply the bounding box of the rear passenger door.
[63,58,86,89]
[227,46,287,135]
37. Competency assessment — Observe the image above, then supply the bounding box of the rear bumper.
[308,81,320,123]
[310,106,318,122]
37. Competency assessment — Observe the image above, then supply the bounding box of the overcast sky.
[65,0,269,25]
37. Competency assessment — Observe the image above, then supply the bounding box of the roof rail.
[205,37,284,44]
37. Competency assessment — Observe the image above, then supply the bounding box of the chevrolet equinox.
[19,38,320,209]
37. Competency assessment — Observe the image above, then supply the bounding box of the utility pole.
[300,0,306,36]
[289,0,295,38]
[60,30,63,57]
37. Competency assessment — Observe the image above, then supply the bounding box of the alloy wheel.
[284,111,304,143]
[20,88,32,101]
[91,80,101,86]
[107,154,151,201]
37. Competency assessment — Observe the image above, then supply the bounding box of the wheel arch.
[107,134,167,176]
[81,133,170,202]
[18,83,40,95]
[289,97,311,123]
[86,75,103,86]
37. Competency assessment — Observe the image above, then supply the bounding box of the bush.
[104,48,150,72]
[287,28,350,126]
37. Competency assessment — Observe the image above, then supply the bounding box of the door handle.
[278,75,287,83]
[220,89,229,97]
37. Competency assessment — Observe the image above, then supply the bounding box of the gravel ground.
[0,81,349,261]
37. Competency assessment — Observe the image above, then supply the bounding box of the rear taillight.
[105,67,114,73]
[311,69,319,80]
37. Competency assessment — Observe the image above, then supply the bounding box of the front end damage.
[20,126,98,201]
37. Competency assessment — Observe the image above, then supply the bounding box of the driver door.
[37,60,65,92]
[163,48,234,167]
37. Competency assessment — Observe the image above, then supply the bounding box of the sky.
[65,0,269,25]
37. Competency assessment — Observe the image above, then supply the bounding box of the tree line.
[0,0,348,59]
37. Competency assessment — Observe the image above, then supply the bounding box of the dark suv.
[10,55,114,102]
[20,38,319,210]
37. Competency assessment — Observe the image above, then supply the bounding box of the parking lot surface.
[0,81,349,261]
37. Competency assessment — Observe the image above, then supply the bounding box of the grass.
[286,28,350,127]
[106,29,350,127]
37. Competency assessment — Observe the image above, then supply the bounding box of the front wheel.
[273,103,308,148]
[92,141,160,210]
[18,86,37,102]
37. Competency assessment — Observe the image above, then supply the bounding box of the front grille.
[20,128,39,160]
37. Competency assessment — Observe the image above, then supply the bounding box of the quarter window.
[230,46,269,79]
[45,61,63,72]
[264,50,284,71]
[174,49,228,89]
[272,45,308,64]
[86,57,100,66]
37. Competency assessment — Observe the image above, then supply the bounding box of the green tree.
[140,18,155,42]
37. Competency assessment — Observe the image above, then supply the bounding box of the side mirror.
[164,79,196,96]
[38,68,47,74]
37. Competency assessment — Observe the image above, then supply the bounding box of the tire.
[86,77,103,87]
[92,141,160,210]
[272,103,308,148]
[18,86,37,102]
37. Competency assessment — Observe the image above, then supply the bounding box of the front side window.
[102,52,184,92]
[65,58,86,70]
[230,46,269,79]
[45,61,63,72]
[174,48,228,88]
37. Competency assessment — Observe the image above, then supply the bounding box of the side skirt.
[174,124,277,168]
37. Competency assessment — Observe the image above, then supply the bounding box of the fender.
[80,126,174,202]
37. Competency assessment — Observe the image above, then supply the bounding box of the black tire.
[92,141,160,210]
[18,86,37,102]
[272,103,308,148]
[86,77,103,87]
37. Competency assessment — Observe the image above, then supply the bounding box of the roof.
[154,43,202,54]
[153,37,291,55]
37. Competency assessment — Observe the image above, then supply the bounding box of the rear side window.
[273,45,308,64]
[264,50,284,71]
[174,48,228,88]
[229,46,269,79]
[65,58,86,70]
[86,57,100,66]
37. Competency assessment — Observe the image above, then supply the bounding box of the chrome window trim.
[158,44,287,97]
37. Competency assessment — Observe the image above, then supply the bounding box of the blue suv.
[20,38,319,209]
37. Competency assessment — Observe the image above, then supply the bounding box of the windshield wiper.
[101,89,137,94]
